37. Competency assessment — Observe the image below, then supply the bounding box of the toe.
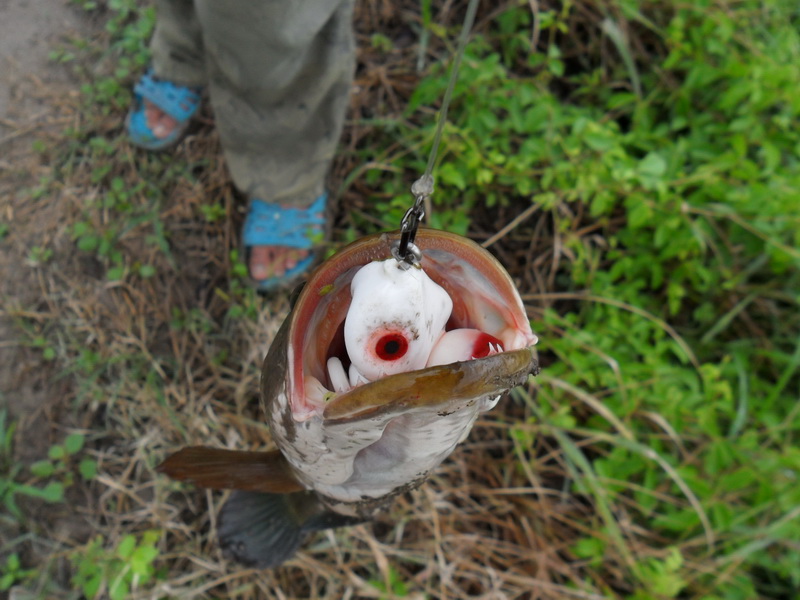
[249,247,310,281]
[144,101,178,139]
[249,246,273,281]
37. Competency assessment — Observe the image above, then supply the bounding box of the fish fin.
[218,490,366,568]
[302,508,367,533]
[157,446,305,494]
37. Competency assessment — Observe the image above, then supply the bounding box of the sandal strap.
[133,70,202,122]
[243,194,327,249]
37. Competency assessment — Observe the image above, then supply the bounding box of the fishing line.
[393,0,481,267]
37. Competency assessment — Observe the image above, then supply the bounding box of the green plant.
[30,433,98,484]
[25,246,53,266]
[1,410,63,520]
[199,202,227,223]
[0,413,96,521]
[74,0,154,113]
[373,1,800,596]
[368,564,410,599]
[0,553,37,592]
[71,531,163,600]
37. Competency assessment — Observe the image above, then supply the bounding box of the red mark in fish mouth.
[471,333,504,358]
[375,333,409,361]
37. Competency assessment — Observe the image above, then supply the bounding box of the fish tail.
[218,490,364,568]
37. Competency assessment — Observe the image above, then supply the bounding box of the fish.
[158,228,539,567]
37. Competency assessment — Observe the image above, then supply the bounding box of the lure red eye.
[375,333,409,361]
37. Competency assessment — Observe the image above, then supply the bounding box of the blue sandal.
[242,193,328,292]
[126,70,202,150]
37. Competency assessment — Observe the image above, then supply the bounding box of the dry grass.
[0,1,677,598]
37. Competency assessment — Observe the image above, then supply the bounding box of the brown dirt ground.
[0,1,86,460]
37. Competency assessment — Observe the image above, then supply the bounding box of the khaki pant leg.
[149,0,206,86]
[194,0,356,205]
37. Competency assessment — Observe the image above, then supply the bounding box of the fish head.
[264,228,538,424]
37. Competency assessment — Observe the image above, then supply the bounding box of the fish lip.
[286,229,539,421]
[322,346,539,423]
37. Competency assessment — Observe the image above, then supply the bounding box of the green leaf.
[116,535,136,559]
[572,537,605,562]
[130,545,158,576]
[109,578,129,600]
[638,152,667,178]
[0,573,14,591]
[79,458,98,480]
[48,445,65,460]
[30,460,55,478]
[83,573,102,598]
[77,235,99,252]
[438,162,467,191]
[627,201,654,230]
[64,433,85,455]
[40,481,65,503]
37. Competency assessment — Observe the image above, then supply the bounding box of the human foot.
[127,70,201,150]
[249,246,310,281]
[143,100,179,140]
[242,194,327,292]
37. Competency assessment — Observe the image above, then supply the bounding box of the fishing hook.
[392,174,434,268]
[391,199,425,269]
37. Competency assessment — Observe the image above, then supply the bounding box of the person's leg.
[194,0,356,284]
[149,0,205,86]
[138,0,206,141]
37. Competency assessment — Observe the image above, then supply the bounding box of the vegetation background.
[1,0,798,598]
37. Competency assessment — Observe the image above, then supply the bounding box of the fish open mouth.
[285,229,538,421]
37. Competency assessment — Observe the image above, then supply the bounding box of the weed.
[368,564,410,598]
[1,411,96,524]
[0,418,57,520]
[70,531,163,600]
[0,553,37,592]
[25,246,52,266]
[30,433,98,485]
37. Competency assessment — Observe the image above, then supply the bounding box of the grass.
[1,0,799,598]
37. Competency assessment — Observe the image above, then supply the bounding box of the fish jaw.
[300,348,537,510]
[322,347,537,422]
[268,347,539,508]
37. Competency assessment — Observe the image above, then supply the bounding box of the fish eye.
[375,333,409,361]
